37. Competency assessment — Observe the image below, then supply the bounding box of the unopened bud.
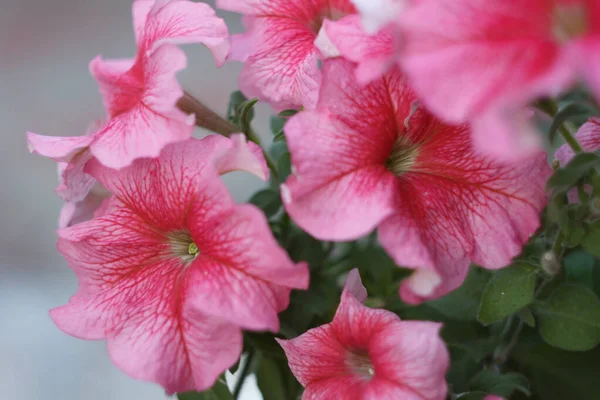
[552,159,560,171]
[541,251,561,276]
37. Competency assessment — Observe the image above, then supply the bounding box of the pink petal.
[370,321,449,400]
[186,204,309,331]
[344,268,368,303]
[55,150,95,203]
[399,0,575,123]
[235,17,322,111]
[51,245,241,393]
[86,137,236,230]
[554,117,600,167]
[214,133,269,180]
[276,324,348,387]
[136,0,230,66]
[470,107,543,162]
[331,290,401,350]
[89,57,139,118]
[324,15,398,84]
[577,36,600,99]
[90,58,193,170]
[26,132,93,162]
[58,192,108,229]
[282,111,397,241]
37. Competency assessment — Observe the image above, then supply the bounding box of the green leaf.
[534,283,600,351]
[256,356,287,400]
[270,115,285,135]
[518,307,536,327]
[277,152,292,182]
[513,342,600,400]
[426,267,491,321]
[564,250,595,289]
[547,153,600,191]
[178,378,233,400]
[227,91,248,123]
[548,103,596,144]
[582,220,600,257]
[249,189,282,218]
[278,109,298,118]
[477,263,537,325]
[469,370,531,397]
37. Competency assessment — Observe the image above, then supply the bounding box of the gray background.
[0,0,269,398]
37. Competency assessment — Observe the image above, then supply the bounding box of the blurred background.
[0,0,269,398]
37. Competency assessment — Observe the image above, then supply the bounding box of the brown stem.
[177,91,239,136]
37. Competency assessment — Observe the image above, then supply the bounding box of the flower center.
[346,350,375,380]
[386,136,419,176]
[552,3,588,43]
[168,231,199,263]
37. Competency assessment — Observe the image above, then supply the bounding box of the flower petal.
[89,57,139,118]
[26,132,93,162]
[324,15,398,84]
[277,324,347,387]
[136,0,230,66]
[370,321,449,400]
[236,17,321,110]
[344,268,368,303]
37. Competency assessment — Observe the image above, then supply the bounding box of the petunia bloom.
[27,123,110,228]
[399,0,600,160]
[554,117,600,202]
[277,269,449,399]
[217,0,355,111]
[282,60,551,303]
[41,0,229,170]
[51,135,309,393]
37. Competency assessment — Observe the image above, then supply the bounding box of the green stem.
[558,124,583,153]
[233,349,255,399]
[552,230,565,258]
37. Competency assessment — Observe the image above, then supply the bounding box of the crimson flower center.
[168,230,199,263]
[552,4,588,43]
[346,350,375,380]
[386,136,419,176]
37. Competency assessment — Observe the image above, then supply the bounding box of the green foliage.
[477,263,537,325]
[534,283,600,351]
[177,378,233,400]
[256,354,302,400]
[547,153,600,191]
[249,189,282,219]
[427,267,491,321]
[582,221,600,257]
[468,369,531,397]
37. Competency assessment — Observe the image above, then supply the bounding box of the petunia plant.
[27,1,600,399]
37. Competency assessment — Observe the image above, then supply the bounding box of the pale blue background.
[0,0,270,398]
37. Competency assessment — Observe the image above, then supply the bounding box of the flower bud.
[541,251,561,276]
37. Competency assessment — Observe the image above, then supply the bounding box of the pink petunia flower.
[50,135,309,393]
[41,0,229,170]
[277,269,449,399]
[554,117,600,202]
[27,122,111,228]
[282,60,551,303]
[399,0,600,160]
[217,0,356,111]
